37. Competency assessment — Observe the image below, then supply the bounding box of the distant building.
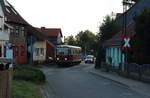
[26,25,46,64]
[26,26,57,64]
[37,27,63,45]
[33,40,55,63]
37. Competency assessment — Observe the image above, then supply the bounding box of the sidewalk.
[88,66,150,97]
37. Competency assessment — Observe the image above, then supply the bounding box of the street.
[41,63,149,98]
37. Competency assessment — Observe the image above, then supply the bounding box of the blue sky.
[8,0,123,37]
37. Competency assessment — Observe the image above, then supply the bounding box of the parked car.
[85,55,94,64]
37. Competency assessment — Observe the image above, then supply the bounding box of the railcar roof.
[57,45,81,49]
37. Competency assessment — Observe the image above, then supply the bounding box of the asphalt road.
[41,63,149,98]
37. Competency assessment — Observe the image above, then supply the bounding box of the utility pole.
[122,0,136,72]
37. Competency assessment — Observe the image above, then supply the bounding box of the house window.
[14,46,19,57]
[15,26,19,36]
[10,28,14,36]
[40,48,44,56]
[21,27,25,36]
[4,46,6,57]
[36,48,40,56]
[35,48,44,56]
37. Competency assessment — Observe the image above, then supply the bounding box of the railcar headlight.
[65,58,67,60]
[57,58,59,60]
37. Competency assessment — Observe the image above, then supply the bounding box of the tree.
[64,35,76,46]
[98,15,120,43]
[76,30,97,56]
[131,9,150,64]
[95,14,120,68]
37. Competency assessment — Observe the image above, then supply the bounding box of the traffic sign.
[123,38,130,48]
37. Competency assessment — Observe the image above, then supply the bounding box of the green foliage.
[75,30,98,56]
[64,30,98,56]
[14,65,45,84]
[131,9,150,64]
[12,80,42,98]
[64,35,77,45]
[95,14,120,68]
[98,15,120,42]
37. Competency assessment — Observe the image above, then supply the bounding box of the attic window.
[6,8,10,13]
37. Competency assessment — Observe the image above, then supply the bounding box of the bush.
[14,65,45,84]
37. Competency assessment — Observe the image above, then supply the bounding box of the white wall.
[0,2,9,41]
[33,41,46,61]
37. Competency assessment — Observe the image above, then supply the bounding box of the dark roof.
[0,0,28,25]
[37,27,63,37]
[103,21,136,48]
[26,25,46,40]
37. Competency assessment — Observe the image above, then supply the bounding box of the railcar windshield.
[56,48,69,55]
[86,55,94,59]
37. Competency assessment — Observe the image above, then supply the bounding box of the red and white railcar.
[55,45,82,65]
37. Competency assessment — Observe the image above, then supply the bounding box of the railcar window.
[68,49,71,54]
[57,48,68,55]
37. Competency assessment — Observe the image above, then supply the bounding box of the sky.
[7,0,123,37]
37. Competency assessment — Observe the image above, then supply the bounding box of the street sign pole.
[123,0,128,72]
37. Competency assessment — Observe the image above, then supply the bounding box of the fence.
[103,62,150,82]
[0,69,12,98]
[128,63,150,79]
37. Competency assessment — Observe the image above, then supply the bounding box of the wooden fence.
[0,69,13,98]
